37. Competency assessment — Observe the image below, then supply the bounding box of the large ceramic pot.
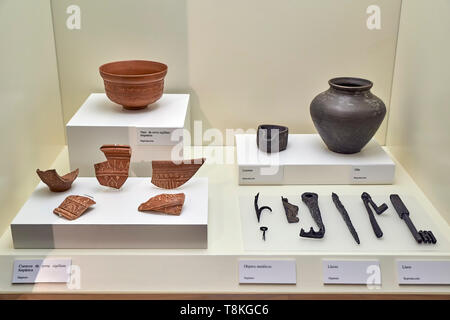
[99,60,168,110]
[310,77,386,154]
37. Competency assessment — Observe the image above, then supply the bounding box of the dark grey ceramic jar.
[310,77,386,154]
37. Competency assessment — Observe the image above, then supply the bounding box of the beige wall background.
[51,0,401,145]
[387,0,450,224]
[51,0,189,127]
[0,0,65,233]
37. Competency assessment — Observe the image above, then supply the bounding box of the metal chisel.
[332,193,360,244]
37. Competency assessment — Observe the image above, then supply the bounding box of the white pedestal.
[10,177,208,249]
[236,134,395,185]
[67,93,190,177]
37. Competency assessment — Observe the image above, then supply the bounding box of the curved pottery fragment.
[151,158,205,189]
[53,195,96,220]
[138,193,185,215]
[94,145,131,189]
[36,168,79,192]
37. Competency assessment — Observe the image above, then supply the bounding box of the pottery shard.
[94,145,131,189]
[53,195,96,220]
[36,168,79,192]
[138,193,185,215]
[151,158,205,189]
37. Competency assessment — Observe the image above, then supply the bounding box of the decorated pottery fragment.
[151,158,205,189]
[36,168,79,192]
[53,195,96,220]
[94,145,131,189]
[138,193,185,215]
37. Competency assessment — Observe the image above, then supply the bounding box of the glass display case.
[0,0,449,300]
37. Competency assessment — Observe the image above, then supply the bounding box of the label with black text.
[239,166,284,184]
[137,127,181,145]
[12,259,71,284]
[323,260,381,285]
[239,260,296,284]
[397,260,450,284]
[351,165,394,184]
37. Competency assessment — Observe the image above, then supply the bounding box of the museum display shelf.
[0,147,449,296]
[236,134,395,185]
[11,177,208,249]
[67,93,190,177]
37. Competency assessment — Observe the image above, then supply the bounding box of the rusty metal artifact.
[260,226,268,241]
[361,192,387,238]
[281,196,299,223]
[390,194,436,244]
[36,168,79,192]
[332,193,360,244]
[254,193,272,223]
[151,158,205,189]
[299,192,325,239]
[94,145,131,189]
[138,193,185,215]
[53,195,95,220]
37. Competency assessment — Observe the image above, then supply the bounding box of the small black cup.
[256,124,289,153]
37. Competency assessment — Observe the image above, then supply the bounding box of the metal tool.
[362,192,388,215]
[361,192,387,238]
[332,193,360,244]
[281,196,299,223]
[419,231,436,244]
[254,193,272,223]
[299,192,325,239]
[390,194,437,244]
[260,226,268,241]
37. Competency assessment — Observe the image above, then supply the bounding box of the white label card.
[12,259,71,284]
[397,261,450,285]
[351,166,373,183]
[323,260,381,285]
[239,260,296,284]
[137,128,181,146]
[239,166,284,184]
[351,165,394,184]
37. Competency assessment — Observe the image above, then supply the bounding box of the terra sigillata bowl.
[99,60,168,110]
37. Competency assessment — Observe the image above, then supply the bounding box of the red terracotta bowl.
[99,60,168,110]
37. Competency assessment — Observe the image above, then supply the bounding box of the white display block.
[10,177,208,249]
[67,93,190,177]
[236,134,395,185]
